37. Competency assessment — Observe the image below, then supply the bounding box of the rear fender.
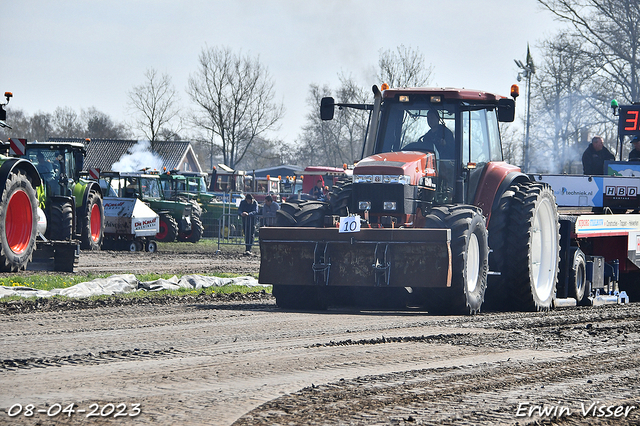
[472,162,528,224]
[0,157,42,191]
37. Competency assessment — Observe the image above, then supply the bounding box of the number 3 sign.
[339,215,361,233]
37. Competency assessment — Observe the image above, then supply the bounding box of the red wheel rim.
[6,190,33,254]
[90,203,101,242]
[157,218,168,240]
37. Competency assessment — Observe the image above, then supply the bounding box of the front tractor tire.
[487,181,560,312]
[422,206,489,314]
[0,173,38,272]
[275,199,328,227]
[80,190,104,250]
[156,213,178,242]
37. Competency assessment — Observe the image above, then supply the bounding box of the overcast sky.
[5,1,565,146]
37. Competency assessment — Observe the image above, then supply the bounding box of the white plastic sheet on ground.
[0,274,264,299]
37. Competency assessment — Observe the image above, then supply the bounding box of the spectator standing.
[582,136,614,175]
[238,194,258,255]
[261,194,280,226]
[629,136,640,161]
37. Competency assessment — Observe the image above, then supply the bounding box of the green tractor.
[158,170,236,238]
[101,171,203,243]
[23,142,104,250]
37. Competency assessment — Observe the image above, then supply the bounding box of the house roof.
[48,138,200,172]
[249,164,301,177]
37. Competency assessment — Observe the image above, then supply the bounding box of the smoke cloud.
[111,140,163,172]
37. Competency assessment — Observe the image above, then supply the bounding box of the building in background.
[48,138,202,173]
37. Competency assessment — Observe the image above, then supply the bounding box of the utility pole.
[515,44,535,172]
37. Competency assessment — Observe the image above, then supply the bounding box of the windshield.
[140,178,161,198]
[377,101,456,159]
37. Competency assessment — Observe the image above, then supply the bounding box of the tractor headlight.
[383,201,397,211]
[354,174,409,184]
[353,175,372,183]
[359,201,371,210]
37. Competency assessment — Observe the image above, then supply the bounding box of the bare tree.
[0,108,30,141]
[236,137,288,170]
[29,112,53,141]
[187,46,285,169]
[81,107,130,139]
[500,122,523,166]
[51,106,84,138]
[538,0,640,102]
[128,68,181,147]
[295,76,370,167]
[295,45,435,167]
[377,45,434,88]
[528,32,610,172]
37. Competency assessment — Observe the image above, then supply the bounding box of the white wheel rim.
[531,197,557,302]
[575,254,585,295]
[466,232,480,293]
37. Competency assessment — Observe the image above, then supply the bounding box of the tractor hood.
[353,151,435,185]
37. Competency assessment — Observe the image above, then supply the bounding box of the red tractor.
[259,84,561,314]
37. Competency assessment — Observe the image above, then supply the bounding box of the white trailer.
[102,197,159,252]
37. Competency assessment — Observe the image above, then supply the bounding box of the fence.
[198,195,277,250]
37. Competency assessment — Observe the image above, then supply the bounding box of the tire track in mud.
[0,347,184,371]
[234,350,640,425]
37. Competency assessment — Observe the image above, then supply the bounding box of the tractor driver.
[35,152,57,181]
[420,110,455,159]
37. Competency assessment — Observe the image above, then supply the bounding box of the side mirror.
[497,99,515,122]
[320,97,335,121]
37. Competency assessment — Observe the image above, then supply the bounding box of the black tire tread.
[157,213,178,242]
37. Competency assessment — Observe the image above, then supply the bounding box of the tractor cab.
[321,86,517,227]
[371,88,515,207]
[23,142,86,197]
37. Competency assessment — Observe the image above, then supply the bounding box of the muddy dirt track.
[1,248,640,425]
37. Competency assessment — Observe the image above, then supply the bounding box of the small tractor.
[260,84,561,314]
[22,141,104,251]
[101,171,203,243]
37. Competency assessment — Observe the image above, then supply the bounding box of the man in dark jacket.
[582,136,614,175]
[238,194,258,254]
[629,136,640,161]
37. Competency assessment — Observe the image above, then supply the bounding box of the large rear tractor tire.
[421,205,489,314]
[80,190,104,250]
[483,186,516,311]
[494,181,560,311]
[47,199,74,241]
[0,173,38,272]
[156,213,178,242]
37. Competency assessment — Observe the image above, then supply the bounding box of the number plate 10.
[339,215,361,233]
